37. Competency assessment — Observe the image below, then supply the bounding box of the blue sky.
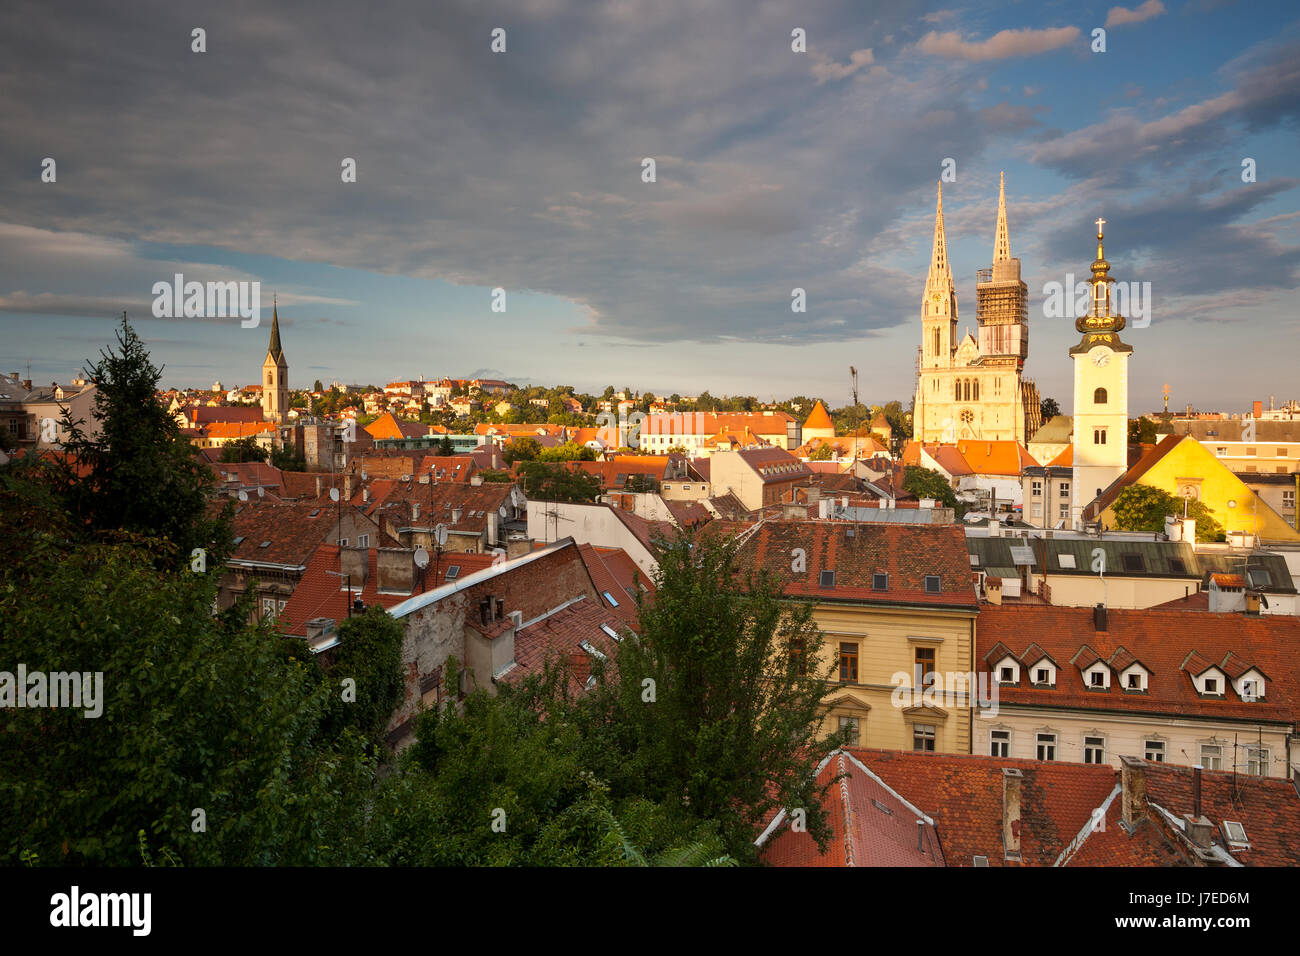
[1,0,1297,414]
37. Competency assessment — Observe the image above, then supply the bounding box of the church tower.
[262,298,289,424]
[912,183,959,441]
[1070,220,1131,525]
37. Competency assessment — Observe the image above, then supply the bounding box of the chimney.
[344,473,354,501]
[339,546,368,586]
[1094,603,1108,632]
[1120,755,1147,830]
[470,474,483,486]
[316,475,323,497]
[452,506,463,524]
[1002,768,1023,862]
[375,547,415,594]
[1183,813,1214,849]
[1193,764,1202,818]
[1253,400,1263,419]
[412,502,420,521]
[304,617,336,646]
[487,510,498,547]
[362,487,369,504]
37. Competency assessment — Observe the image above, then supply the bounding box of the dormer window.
[1084,665,1110,690]
[1090,671,1104,687]
[924,575,941,594]
[1236,672,1265,701]
[1034,666,1054,686]
[872,573,888,591]
[1121,664,1149,693]
[1202,676,1219,695]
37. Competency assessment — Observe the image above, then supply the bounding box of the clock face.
[1091,348,1112,368]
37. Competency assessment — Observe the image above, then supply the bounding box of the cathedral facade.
[912,175,1040,445]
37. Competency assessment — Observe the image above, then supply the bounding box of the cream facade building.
[913,175,1039,446]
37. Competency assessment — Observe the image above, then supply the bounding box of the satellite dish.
[237,490,248,501]
[257,487,265,498]
[330,487,340,502]
[434,523,448,547]
[413,547,430,569]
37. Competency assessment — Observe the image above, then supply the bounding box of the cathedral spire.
[926,181,953,293]
[994,171,1011,263]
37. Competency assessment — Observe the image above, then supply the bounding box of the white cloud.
[916,26,1080,61]
[1105,0,1167,28]
[810,48,874,84]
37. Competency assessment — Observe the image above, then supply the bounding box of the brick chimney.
[1002,768,1023,862]
[1120,755,1147,830]
[339,546,368,587]
[1094,603,1108,632]
[1253,400,1263,419]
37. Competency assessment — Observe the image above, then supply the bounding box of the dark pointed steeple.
[267,296,284,363]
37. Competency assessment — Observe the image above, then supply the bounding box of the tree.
[439,435,454,456]
[1128,417,1158,444]
[505,436,541,464]
[219,436,269,463]
[902,465,958,511]
[270,445,306,471]
[1111,485,1225,542]
[517,462,602,503]
[809,441,834,461]
[327,607,406,742]
[0,466,376,866]
[624,473,658,493]
[55,315,230,570]
[1040,397,1061,421]
[313,379,324,393]
[570,529,843,861]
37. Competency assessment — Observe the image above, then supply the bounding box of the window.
[445,565,461,580]
[1144,740,1165,762]
[1036,733,1057,761]
[1094,428,1107,445]
[358,534,369,547]
[338,538,348,547]
[1120,553,1144,572]
[955,381,961,401]
[913,724,936,752]
[1089,670,1105,688]
[1240,679,1258,701]
[602,590,620,607]
[924,575,941,593]
[872,572,888,591]
[1094,387,1107,404]
[1035,667,1052,685]
[1222,821,1248,846]
[789,636,806,675]
[1032,480,1042,497]
[990,730,1010,757]
[1200,743,1223,771]
[972,380,979,401]
[1084,736,1106,764]
[1032,504,1042,518]
[1058,553,1076,569]
[1246,747,1269,777]
[1059,503,1070,520]
[999,665,1014,683]
[261,597,277,618]
[819,570,836,588]
[1127,672,1142,690]
[914,647,936,687]
[1203,676,1218,695]
[838,716,860,746]
[1245,447,1256,456]
[839,642,858,683]
[1060,484,1070,497]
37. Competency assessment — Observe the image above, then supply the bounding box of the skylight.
[1058,554,1076,569]
[602,590,620,607]
[820,570,836,588]
[445,565,460,580]
[600,623,621,641]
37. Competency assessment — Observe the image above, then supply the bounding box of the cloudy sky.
[2,0,1297,414]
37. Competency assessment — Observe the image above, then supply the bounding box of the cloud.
[976,102,1047,133]
[916,26,1081,61]
[809,48,873,84]
[1105,0,1167,28]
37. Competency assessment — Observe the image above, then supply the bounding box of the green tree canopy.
[219,436,268,463]
[1040,397,1061,421]
[1110,484,1225,542]
[902,465,958,511]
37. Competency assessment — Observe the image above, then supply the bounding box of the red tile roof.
[977,604,1300,723]
[722,521,978,610]
[229,500,338,567]
[278,544,423,637]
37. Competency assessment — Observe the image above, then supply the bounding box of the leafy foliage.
[1111,484,1225,541]
[1040,397,1061,421]
[903,465,958,511]
[219,436,268,463]
[326,607,406,741]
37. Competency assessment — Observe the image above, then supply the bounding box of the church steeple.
[994,171,1011,263]
[267,296,284,363]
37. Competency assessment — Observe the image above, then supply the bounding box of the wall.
[525,500,658,577]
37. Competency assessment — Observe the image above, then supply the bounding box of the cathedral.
[911,174,1040,445]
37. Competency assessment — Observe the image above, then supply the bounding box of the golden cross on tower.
[1095,217,1106,236]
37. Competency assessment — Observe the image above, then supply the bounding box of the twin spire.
[926,173,1014,293]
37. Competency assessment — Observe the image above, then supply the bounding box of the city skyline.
[2,0,1298,412]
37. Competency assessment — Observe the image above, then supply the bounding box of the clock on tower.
[1069,220,1132,527]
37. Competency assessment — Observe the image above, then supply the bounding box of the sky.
[1,0,1297,415]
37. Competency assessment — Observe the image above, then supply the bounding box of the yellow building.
[730,521,980,754]
[1089,434,1300,543]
